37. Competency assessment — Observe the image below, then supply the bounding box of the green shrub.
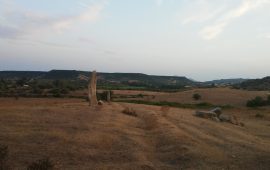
[16,78,27,87]
[49,88,61,98]
[97,91,113,101]
[116,100,231,109]
[0,145,9,170]
[137,94,144,98]
[32,86,43,94]
[27,158,54,170]
[60,88,69,94]
[246,96,267,107]
[97,91,107,101]
[49,88,69,97]
[37,82,53,89]
[193,93,201,100]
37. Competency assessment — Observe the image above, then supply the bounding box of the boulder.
[98,100,104,105]
[210,107,222,117]
[195,108,242,126]
[211,116,220,122]
[219,114,239,125]
[195,111,217,118]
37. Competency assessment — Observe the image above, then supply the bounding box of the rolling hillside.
[238,77,270,91]
[203,78,248,86]
[0,70,195,89]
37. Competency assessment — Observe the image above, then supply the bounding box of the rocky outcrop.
[195,107,241,126]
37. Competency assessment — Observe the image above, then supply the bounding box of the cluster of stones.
[195,107,241,125]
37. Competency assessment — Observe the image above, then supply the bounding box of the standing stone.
[107,91,111,102]
[88,71,98,106]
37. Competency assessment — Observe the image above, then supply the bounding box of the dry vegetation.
[122,107,137,117]
[113,87,269,107]
[0,94,269,169]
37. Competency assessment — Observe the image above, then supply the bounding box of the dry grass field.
[0,95,270,169]
[113,87,269,107]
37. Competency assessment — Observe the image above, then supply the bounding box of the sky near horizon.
[0,0,269,81]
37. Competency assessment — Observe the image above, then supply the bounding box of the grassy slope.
[113,87,269,107]
[0,98,269,169]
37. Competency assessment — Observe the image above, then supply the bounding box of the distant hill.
[238,77,270,91]
[0,70,194,89]
[1,70,269,91]
[0,71,46,79]
[203,78,248,86]
[42,70,88,79]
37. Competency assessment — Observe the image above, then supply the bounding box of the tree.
[193,93,201,100]
[0,79,5,90]
[246,96,266,107]
[16,78,27,87]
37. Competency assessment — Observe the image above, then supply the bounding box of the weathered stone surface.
[212,117,221,122]
[107,91,111,102]
[88,71,98,106]
[219,114,239,125]
[229,115,239,125]
[98,100,104,105]
[195,111,217,118]
[219,113,231,122]
[210,107,222,117]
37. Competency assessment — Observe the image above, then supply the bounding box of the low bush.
[117,100,232,109]
[246,96,269,107]
[27,158,54,170]
[0,145,9,170]
[193,93,201,100]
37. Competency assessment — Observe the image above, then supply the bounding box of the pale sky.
[0,0,269,81]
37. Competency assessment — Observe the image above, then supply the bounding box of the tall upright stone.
[107,91,111,102]
[88,71,98,106]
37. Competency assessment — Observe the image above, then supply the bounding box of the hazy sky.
[0,0,270,81]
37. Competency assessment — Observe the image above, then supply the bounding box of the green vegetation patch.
[246,96,270,107]
[116,100,233,109]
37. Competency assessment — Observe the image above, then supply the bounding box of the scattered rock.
[98,100,104,105]
[195,108,242,126]
[219,114,239,125]
[210,107,222,117]
[212,117,220,122]
[195,111,217,118]
[219,113,231,122]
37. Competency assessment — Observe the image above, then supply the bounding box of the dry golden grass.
[0,98,269,169]
[114,87,269,107]
[160,106,170,117]
[122,107,137,117]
